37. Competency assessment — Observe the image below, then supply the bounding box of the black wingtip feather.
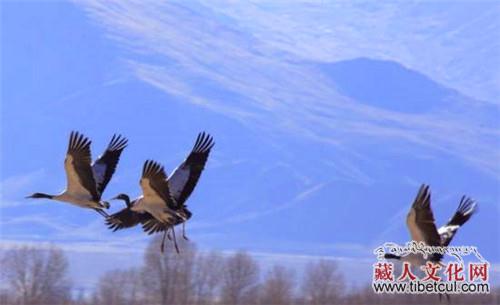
[142,160,151,177]
[193,132,215,153]
[457,196,476,215]
[414,184,431,209]
[142,159,167,180]
[68,131,92,152]
[108,134,128,151]
[105,214,130,232]
[141,219,168,235]
[453,196,477,224]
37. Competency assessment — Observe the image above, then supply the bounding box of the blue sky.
[1,0,499,291]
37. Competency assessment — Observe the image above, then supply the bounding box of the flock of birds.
[27,131,214,253]
[26,131,478,267]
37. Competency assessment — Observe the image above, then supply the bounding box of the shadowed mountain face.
[318,58,460,113]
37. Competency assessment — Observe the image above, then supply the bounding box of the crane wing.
[169,132,214,205]
[92,134,128,195]
[64,131,99,200]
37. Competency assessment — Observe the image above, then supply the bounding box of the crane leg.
[182,222,189,240]
[160,230,167,254]
[171,227,180,254]
[95,209,108,218]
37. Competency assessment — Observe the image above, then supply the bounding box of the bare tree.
[220,251,260,305]
[73,288,90,305]
[0,288,15,305]
[95,270,122,305]
[192,251,223,305]
[94,268,142,305]
[141,232,196,305]
[301,259,344,305]
[3,242,499,305]
[1,245,71,305]
[260,264,295,305]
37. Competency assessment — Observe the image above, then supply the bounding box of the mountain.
[317,57,461,113]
